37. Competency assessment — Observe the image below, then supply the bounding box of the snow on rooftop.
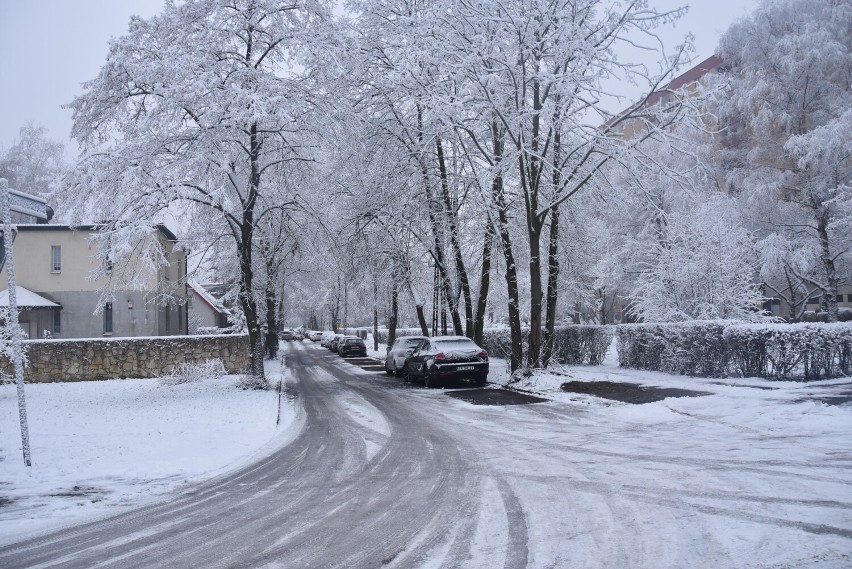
[0,286,59,308]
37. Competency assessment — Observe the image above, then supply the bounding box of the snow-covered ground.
[0,356,300,546]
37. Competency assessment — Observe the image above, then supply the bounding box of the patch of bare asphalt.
[49,485,106,503]
[804,390,852,407]
[445,388,548,406]
[561,381,711,404]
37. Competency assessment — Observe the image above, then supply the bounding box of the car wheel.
[423,366,436,388]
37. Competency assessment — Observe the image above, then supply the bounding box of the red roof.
[604,55,723,130]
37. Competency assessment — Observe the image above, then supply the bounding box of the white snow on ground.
[369,335,852,567]
[0,357,300,546]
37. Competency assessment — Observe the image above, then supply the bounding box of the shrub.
[725,323,852,380]
[162,358,226,386]
[481,325,613,366]
[617,321,852,380]
[616,322,729,377]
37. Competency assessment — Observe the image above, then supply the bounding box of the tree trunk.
[817,210,839,322]
[435,137,474,337]
[373,272,380,351]
[264,272,278,360]
[388,275,399,348]
[415,304,429,336]
[527,220,544,368]
[542,120,562,368]
[240,121,266,386]
[491,121,523,373]
[542,205,560,368]
[519,76,546,370]
[473,215,494,347]
[417,108,463,334]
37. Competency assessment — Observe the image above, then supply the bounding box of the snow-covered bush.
[725,323,852,380]
[161,359,226,386]
[617,321,852,380]
[617,322,729,377]
[481,326,613,366]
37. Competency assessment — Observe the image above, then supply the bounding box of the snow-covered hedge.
[617,321,852,380]
[616,322,729,377]
[481,326,612,366]
[725,323,852,380]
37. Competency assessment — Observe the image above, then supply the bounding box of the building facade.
[1,225,188,339]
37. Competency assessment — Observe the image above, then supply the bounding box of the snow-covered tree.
[717,0,852,321]
[629,196,765,322]
[0,123,66,198]
[57,0,334,385]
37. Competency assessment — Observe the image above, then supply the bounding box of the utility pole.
[0,179,31,467]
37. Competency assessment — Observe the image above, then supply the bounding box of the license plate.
[457,365,474,371]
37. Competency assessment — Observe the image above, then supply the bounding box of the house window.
[53,310,61,334]
[51,246,61,273]
[104,302,113,335]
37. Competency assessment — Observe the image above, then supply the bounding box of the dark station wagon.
[404,336,488,388]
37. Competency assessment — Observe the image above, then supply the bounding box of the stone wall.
[3,334,249,382]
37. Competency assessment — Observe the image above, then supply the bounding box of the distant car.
[385,336,429,377]
[404,336,488,388]
[330,334,345,353]
[321,331,336,347]
[338,336,367,358]
[281,330,294,341]
[293,331,304,341]
[309,331,322,342]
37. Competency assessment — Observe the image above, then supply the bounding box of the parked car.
[281,329,294,341]
[385,335,429,377]
[329,334,345,353]
[404,336,488,388]
[338,336,367,358]
[293,330,305,341]
[309,331,323,342]
[321,331,336,347]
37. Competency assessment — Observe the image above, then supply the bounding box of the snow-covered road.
[1,341,851,567]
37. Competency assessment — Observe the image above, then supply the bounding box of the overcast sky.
[0,0,758,156]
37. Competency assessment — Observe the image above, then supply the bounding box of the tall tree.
[717,0,852,321]
[0,123,66,198]
[58,0,331,384]
[434,0,693,371]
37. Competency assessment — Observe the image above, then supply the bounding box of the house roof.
[8,189,53,222]
[13,224,179,241]
[0,286,60,308]
[188,281,229,315]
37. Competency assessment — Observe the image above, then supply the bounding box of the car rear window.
[434,339,478,351]
[346,338,364,345]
